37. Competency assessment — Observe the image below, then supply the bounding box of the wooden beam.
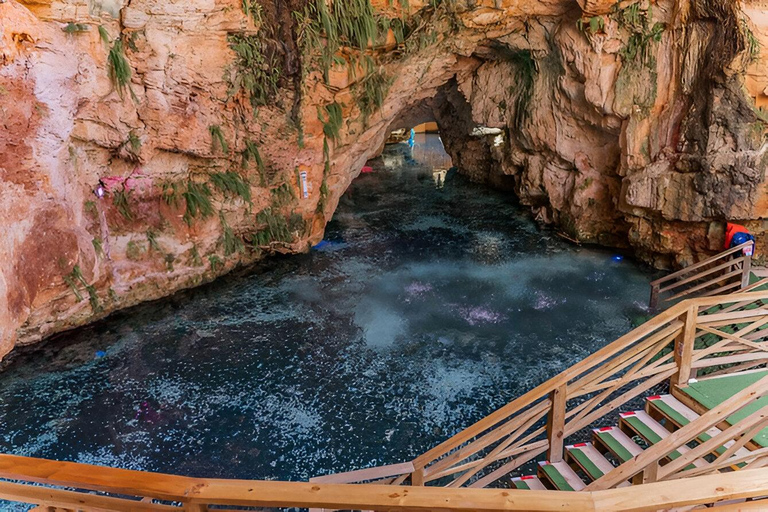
[310,462,415,484]
[673,305,697,387]
[546,385,567,463]
[742,251,753,289]
[0,480,176,512]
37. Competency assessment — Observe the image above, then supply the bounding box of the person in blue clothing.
[725,222,755,257]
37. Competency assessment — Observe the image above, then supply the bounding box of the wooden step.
[510,475,546,490]
[566,442,632,488]
[592,426,643,463]
[619,410,707,469]
[537,461,586,491]
[565,442,615,482]
[646,394,752,464]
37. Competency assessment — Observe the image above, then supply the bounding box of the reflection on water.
[0,135,657,491]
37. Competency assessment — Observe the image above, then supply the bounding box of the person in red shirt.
[724,222,755,256]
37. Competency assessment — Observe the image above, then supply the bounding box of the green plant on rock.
[63,265,85,302]
[63,265,102,313]
[242,140,265,171]
[63,23,90,34]
[357,70,391,125]
[742,18,761,62]
[577,16,604,35]
[100,26,134,101]
[295,0,379,82]
[271,183,296,207]
[128,131,141,154]
[182,181,214,225]
[162,181,183,207]
[316,178,329,213]
[613,2,665,68]
[253,208,293,246]
[208,254,223,271]
[84,200,98,218]
[209,125,229,153]
[318,102,343,143]
[241,0,263,25]
[146,229,161,252]
[189,245,204,266]
[112,187,133,221]
[227,34,282,109]
[211,170,252,203]
[219,213,245,256]
[92,237,103,256]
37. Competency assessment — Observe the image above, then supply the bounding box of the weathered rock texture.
[2,0,768,357]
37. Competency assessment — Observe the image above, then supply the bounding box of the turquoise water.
[0,136,656,491]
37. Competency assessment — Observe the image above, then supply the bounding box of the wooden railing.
[4,453,768,511]
[311,290,768,491]
[648,241,754,309]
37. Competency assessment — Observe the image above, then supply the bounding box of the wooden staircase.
[524,393,730,492]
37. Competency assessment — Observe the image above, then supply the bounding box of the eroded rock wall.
[2,0,768,357]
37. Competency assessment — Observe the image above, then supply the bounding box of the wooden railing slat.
[649,242,753,287]
[310,462,415,484]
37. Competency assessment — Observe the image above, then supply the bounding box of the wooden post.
[411,467,424,486]
[649,284,660,311]
[741,248,753,290]
[673,305,697,388]
[645,464,657,484]
[546,385,567,463]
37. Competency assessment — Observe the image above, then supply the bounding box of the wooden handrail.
[3,454,768,511]
[649,241,754,309]
[649,242,753,287]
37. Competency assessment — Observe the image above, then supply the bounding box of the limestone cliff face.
[1,0,767,357]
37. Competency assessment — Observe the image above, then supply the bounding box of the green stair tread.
[681,370,768,447]
[623,416,662,444]
[596,432,634,463]
[648,400,736,459]
[648,399,689,427]
[568,448,604,480]
[748,272,768,290]
[512,479,530,490]
[540,464,574,491]
[622,416,689,467]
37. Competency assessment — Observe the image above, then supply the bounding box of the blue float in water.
[612,255,624,262]
[313,240,330,250]
[95,351,106,358]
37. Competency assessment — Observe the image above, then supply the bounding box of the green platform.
[680,370,768,447]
